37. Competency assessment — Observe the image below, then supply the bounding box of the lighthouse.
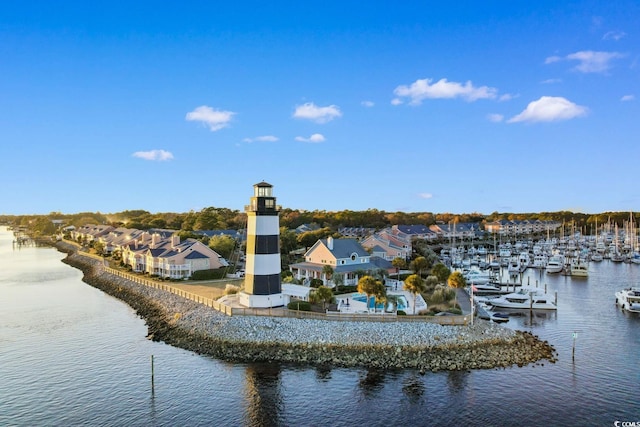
[238,181,284,308]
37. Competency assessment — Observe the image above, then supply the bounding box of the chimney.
[172,234,180,248]
[327,236,334,250]
[151,233,159,249]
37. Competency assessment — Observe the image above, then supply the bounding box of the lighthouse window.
[265,199,274,209]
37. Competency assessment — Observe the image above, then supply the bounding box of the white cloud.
[487,113,504,123]
[499,93,516,102]
[418,193,433,199]
[541,78,562,84]
[292,102,342,123]
[508,96,588,123]
[391,98,403,106]
[185,105,235,131]
[243,135,279,143]
[361,100,375,107]
[621,95,635,102]
[545,50,625,73]
[603,30,626,41]
[132,149,174,161]
[393,78,497,105]
[295,133,326,143]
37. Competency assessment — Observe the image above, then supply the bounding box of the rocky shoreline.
[56,241,557,372]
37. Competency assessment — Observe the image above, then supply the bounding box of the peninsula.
[57,241,556,372]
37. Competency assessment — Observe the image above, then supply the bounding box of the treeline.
[2,209,638,235]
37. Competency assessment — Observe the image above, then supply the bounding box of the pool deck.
[335,290,427,315]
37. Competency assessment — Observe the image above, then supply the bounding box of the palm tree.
[410,256,428,277]
[322,265,334,287]
[357,275,384,313]
[314,285,334,310]
[431,263,451,284]
[391,257,407,285]
[447,271,467,308]
[403,274,426,315]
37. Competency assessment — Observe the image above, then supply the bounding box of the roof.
[320,238,369,259]
[282,283,312,298]
[185,250,208,259]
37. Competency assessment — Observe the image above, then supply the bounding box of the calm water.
[1,227,639,427]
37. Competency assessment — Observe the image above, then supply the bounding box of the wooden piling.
[151,355,155,395]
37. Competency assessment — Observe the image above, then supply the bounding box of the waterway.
[0,227,638,426]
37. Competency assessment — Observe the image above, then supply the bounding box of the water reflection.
[357,369,386,398]
[243,363,283,427]
[446,370,469,393]
[501,308,557,327]
[315,365,332,382]
[401,373,425,403]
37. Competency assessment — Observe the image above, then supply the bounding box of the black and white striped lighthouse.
[239,181,284,308]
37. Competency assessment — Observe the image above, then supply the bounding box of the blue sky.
[1,1,638,215]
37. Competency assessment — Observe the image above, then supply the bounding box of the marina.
[2,227,640,425]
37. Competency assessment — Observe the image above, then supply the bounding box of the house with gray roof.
[288,236,393,287]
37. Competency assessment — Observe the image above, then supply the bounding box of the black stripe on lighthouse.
[246,235,280,254]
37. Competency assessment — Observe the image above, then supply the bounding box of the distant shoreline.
[55,241,557,372]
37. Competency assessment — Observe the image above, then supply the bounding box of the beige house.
[121,234,228,279]
[289,236,393,287]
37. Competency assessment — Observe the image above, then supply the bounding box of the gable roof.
[320,238,369,259]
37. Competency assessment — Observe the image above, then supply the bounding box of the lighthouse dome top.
[253,181,274,198]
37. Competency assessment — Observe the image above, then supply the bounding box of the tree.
[392,257,406,283]
[447,271,466,289]
[322,265,334,286]
[447,271,467,307]
[403,274,426,315]
[410,256,428,277]
[208,235,236,259]
[314,286,334,310]
[431,263,451,284]
[357,275,385,313]
[279,227,298,255]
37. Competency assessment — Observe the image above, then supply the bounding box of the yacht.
[570,259,589,277]
[590,253,603,262]
[546,255,564,274]
[464,268,492,285]
[532,253,548,269]
[615,287,640,313]
[507,256,520,275]
[488,287,557,310]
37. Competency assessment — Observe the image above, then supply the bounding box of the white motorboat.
[507,257,520,275]
[464,268,492,285]
[532,253,548,269]
[546,255,564,274]
[590,253,603,262]
[570,259,589,277]
[487,287,557,310]
[615,287,640,313]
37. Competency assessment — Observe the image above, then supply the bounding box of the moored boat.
[546,255,564,274]
[570,259,589,277]
[615,287,640,312]
[487,287,557,310]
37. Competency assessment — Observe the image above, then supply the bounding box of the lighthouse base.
[239,292,285,308]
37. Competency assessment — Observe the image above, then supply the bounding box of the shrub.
[429,284,455,304]
[190,268,228,281]
[287,300,311,311]
[397,310,406,316]
[310,278,323,288]
[224,284,240,295]
[336,285,357,294]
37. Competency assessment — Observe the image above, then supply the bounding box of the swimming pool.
[351,293,408,312]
